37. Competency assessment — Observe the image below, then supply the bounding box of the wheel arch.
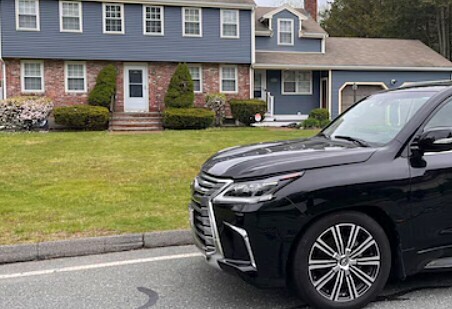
[285,206,406,288]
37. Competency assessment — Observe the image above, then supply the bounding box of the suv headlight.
[213,172,304,204]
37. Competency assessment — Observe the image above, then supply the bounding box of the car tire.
[292,211,391,309]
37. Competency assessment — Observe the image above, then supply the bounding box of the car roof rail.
[398,80,452,89]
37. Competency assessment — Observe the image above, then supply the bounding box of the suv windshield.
[323,90,436,146]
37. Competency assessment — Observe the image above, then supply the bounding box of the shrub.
[205,93,227,127]
[54,105,110,130]
[230,99,267,126]
[88,65,118,109]
[300,108,331,129]
[164,63,195,108]
[309,108,330,122]
[0,96,53,131]
[302,118,321,129]
[163,108,214,130]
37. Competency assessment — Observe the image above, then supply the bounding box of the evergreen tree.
[88,64,118,109]
[164,63,195,108]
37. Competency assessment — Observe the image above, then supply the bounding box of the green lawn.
[0,128,317,245]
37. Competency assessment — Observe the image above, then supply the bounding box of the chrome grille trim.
[190,172,233,257]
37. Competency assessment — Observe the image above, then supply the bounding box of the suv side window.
[425,99,452,130]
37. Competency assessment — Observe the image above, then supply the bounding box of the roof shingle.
[255,37,452,69]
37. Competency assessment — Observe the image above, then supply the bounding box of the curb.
[0,230,193,265]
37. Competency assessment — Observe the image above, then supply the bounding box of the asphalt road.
[1,245,452,309]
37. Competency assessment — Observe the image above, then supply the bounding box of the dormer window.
[278,19,294,46]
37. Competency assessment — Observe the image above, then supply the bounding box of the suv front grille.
[190,173,231,255]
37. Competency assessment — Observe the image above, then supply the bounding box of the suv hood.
[202,137,377,179]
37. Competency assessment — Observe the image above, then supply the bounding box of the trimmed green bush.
[309,108,330,122]
[163,108,214,130]
[302,118,321,129]
[164,63,195,108]
[300,108,331,129]
[88,65,118,109]
[54,105,110,130]
[230,99,267,126]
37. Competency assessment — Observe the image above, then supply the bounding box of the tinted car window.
[324,91,435,145]
[425,99,452,130]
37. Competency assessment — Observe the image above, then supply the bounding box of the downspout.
[250,6,255,99]
[0,2,5,100]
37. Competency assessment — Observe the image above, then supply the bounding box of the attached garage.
[339,83,387,113]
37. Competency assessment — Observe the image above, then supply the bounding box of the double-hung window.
[65,62,86,93]
[16,0,40,31]
[221,66,238,93]
[103,3,124,34]
[188,65,202,93]
[144,6,164,35]
[21,61,44,93]
[278,19,294,46]
[282,71,312,95]
[60,1,82,32]
[183,7,202,37]
[221,10,239,38]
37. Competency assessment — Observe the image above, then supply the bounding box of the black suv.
[189,82,452,309]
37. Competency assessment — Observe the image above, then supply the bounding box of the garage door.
[340,84,386,113]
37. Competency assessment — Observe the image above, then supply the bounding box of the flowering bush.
[205,93,227,127]
[0,96,54,131]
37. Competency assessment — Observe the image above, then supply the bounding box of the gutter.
[252,63,452,72]
[84,0,255,10]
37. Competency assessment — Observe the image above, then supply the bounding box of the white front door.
[124,64,149,112]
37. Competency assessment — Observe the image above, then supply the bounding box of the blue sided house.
[1,0,451,128]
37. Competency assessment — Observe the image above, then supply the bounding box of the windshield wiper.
[334,135,371,148]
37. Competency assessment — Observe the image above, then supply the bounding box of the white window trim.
[59,1,83,33]
[220,65,238,94]
[188,65,203,93]
[20,60,44,93]
[281,70,312,95]
[277,18,294,46]
[143,5,164,36]
[103,3,125,35]
[182,7,202,38]
[64,61,87,93]
[220,9,240,39]
[15,0,40,31]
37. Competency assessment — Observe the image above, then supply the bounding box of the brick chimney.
[304,0,318,21]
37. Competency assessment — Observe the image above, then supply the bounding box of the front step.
[109,126,162,132]
[113,112,161,117]
[110,112,163,132]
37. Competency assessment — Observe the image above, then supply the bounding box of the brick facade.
[4,59,251,112]
[5,59,124,108]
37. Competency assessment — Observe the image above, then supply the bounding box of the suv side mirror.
[418,128,452,153]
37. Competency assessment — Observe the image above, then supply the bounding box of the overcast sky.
[256,0,330,9]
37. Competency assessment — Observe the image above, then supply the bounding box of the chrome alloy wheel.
[308,223,381,303]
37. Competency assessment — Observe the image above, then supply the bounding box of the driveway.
[0,245,452,308]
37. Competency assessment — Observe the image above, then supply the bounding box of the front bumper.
[189,173,297,288]
[189,174,258,273]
